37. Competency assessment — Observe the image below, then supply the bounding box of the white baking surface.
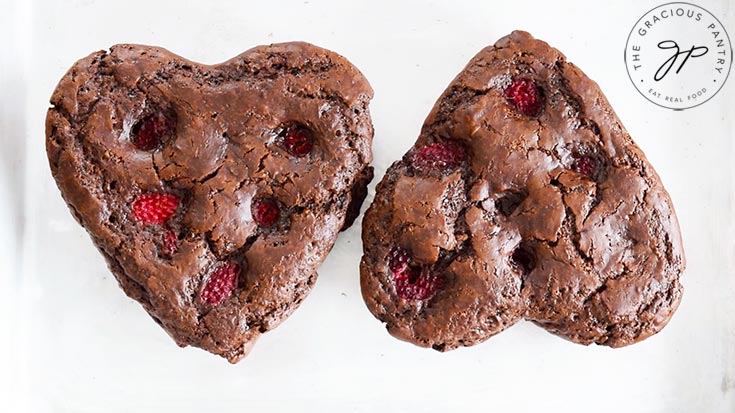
[1,0,733,411]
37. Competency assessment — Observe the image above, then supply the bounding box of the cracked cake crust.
[360,31,684,351]
[46,42,373,362]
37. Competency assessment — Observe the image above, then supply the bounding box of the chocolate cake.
[47,42,374,362]
[360,31,684,351]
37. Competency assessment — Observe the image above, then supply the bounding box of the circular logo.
[624,2,732,110]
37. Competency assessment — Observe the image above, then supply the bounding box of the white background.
[1,0,733,411]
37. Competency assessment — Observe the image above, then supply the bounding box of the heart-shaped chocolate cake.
[360,31,684,350]
[47,42,373,362]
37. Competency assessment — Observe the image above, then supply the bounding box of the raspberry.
[394,268,444,301]
[388,247,412,275]
[572,155,599,179]
[504,78,544,116]
[411,141,466,173]
[131,110,176,151]
[511,243,536,275]
[252,198,280,227]
[163,230,178,257]
[132,193,180,225]
[387,247,444,301]
[200,262,241,306]
[280,123,314,157]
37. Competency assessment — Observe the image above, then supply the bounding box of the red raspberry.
[504,78,544,116]
[281,123,314,157]
[132,193,180,225]
[387,247,444,301]
[251,198,280,228]
[131,110,176,151]
[572,156,599,179]
[163,230,178,257]
[388,247,413,275]
[394,268,444,301]
[200,262,241,306]
[411,141,466,173]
